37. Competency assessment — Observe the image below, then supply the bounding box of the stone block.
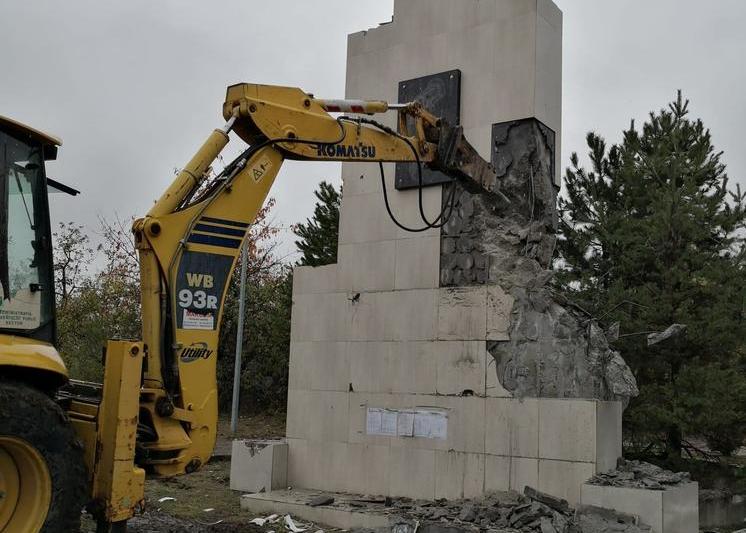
[285,390,349,443]
[230,440,287,493]
[389,447,436,500]
[486,285,514,341]
[288,341,349,392]
[286,438,311,488]
[348,342,390,393]
[539,459,595,507]
[538,399,597,463]
[382,289,439,341]
[433,450,485,500]
[291,292,349,342]
[349,291,386,341]
[338,241,397,292]
[338,191,397,245]
[341,161,388,197]
[395,235,441,290]
[435,449,467,500]
[510,457,539,494]
[538,0,563,29]
[342,443,390,495]
[389,342,438,394]
[595,401,623,472]
[349,290,439,342]
[464,452,486,498]
[286,439,350,492]
[438,287,487,340]
[349,342,438,395]
[485,398,539,458]
[434,341,486,396]
[581,482,699,533]
[484,454,510,492]
[292,264,338,296]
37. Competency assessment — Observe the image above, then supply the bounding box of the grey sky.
[2,1,745,262]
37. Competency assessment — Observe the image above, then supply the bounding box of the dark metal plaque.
[395,69,461,190]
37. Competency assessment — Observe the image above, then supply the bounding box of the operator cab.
[0,115,71,345]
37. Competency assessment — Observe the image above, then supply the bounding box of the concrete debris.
[587,459,691,490]
[285,514,309,532]
[441,118,638,405]
[308,495,335,507]
[575,505,651,533]
[371,487,654,533]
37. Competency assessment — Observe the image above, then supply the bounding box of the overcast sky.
[2,0,745,262]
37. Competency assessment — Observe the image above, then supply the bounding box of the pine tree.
[293,181,341,266]
[557,92,746,456]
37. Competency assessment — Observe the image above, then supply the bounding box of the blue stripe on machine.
[194,223,246,237]
[187,233,242,249]
[200,216,249,229]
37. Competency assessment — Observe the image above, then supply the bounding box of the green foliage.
[215,198,291,413]
[557,91,746,456]
[293,181,341,266]
[54,218,141,382]
[217,268,292,412]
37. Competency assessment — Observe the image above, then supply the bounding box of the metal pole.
[231,239,249,434]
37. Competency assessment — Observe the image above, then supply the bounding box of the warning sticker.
[182,309,215,330]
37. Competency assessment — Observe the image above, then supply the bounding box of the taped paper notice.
[366,408,397,436]
[182,309,214,330]
[366,408,383,434]
[396,410,415,437]
[413,409,448,440]
[366,407,446,439]
[380,410,398,436]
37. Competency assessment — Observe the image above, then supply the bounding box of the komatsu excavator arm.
[83,83,498,528]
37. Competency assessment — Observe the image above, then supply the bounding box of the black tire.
[0,379,87,532]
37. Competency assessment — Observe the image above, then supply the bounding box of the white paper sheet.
[413,410,448,439]
[396,410,415,437]
[380,410,398,436]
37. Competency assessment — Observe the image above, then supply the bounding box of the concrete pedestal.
[581,482,699,533]
[229,440,288,493]
[283,0,623,507]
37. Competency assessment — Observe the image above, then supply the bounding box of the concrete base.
[580,482,699,533]
[240,489,393,530]
[229,440,288,493]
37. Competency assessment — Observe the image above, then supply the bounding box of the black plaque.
[395,69,461,190]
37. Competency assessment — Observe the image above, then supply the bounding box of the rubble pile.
[367,487,651,533]
[587,459,691,490]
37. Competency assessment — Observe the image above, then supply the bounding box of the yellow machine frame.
[6,83,496,530]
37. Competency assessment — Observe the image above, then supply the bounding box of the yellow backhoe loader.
[0,84,498,532]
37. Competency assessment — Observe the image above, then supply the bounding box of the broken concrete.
[587,459,691,490]
[243,486,655,533]
[440,118,638,405]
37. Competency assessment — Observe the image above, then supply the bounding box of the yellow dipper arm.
[130,83,496,483]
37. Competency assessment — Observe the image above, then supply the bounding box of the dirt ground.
[81,412,286,533]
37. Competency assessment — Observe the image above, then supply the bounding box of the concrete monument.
[283,0,632,506]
